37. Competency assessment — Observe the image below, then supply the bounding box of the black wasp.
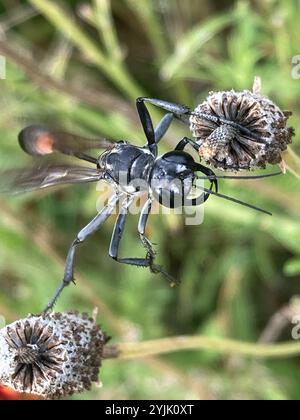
[3,98,280,312]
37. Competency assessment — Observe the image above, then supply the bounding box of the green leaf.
[284,258,300,276]
[161,12,236,81]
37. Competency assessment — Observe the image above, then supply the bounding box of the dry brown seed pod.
[190,78,294,171]
[0,312,106,399]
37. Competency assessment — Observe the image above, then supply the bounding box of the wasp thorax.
[0,312,106,399]
[190,81,294,171]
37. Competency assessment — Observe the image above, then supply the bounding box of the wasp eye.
[18,125,56,156]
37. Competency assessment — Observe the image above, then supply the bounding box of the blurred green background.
[0,0,300,400]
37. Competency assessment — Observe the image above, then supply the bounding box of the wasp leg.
[138,98,267,144]
[137,97,190,117]
[109,195,179,286]
[154,113,174,143]
[138,198,156,259]
[136,98,178,153]
[174,137,219,200]
[175,136,200,152]
[43,193,120,314]
[109,195,150,267]
[138,198,180,286]
[136,98,157,156]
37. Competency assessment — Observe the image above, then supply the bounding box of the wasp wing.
[0,164,103,194]
[18,125,116,157]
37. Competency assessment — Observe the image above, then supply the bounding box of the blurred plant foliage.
[0,0,300,400]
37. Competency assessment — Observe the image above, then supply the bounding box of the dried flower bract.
[0,312,106,399]
[190,79,294,170]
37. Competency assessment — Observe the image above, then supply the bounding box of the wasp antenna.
[201,186,272,215]
[19,125,56,156]
[196,172,282,181]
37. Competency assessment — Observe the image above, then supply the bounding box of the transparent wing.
[18,125,116,157]
[0,164,103,194]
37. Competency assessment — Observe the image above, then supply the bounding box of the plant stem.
[104,335,300,360]
[285,147,300,179]
[125,0,169,63]
[0,40,134,119]
[93,0,123,62]
[287,146,300,165]
[29,0,144,100]
[124,0,191,103]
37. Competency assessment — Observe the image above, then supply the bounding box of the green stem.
[29,0,144,100]
[287,146,300,165]
[109,335,300,360]
[124,0,169,64]
[124,0,191,103]
[281,147,300,180]
[93,0,123,62]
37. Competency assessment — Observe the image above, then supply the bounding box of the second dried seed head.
[0,311,106,399]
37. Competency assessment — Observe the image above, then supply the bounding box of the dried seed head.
[190,80,294,171]
[0,312,106,399]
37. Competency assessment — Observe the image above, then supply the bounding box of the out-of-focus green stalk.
[287,147,300,165]
[161,13,235,81]
[286,146,300,179]
[124,0,191,102]
[93,0,123,62]
[111,335,300,360]
[207,201,300,254]
[29,0,144,100]
[125,0,169,64]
